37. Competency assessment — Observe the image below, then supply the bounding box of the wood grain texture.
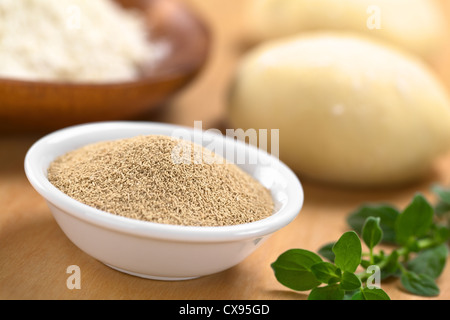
[1,0,450,300]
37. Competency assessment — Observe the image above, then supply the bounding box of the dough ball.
[228,33,450,187]
[246,0,447,59]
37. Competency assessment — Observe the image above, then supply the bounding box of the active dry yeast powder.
[47,135,274,226]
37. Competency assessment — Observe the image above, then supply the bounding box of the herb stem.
[417,238,437,250]
[369,248,374,265]
[357,237,438,283]
[356,270,368,282]
[397,262,408,275]
[394,238,436,260]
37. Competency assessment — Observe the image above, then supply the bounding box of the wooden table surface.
[2,0,450,300]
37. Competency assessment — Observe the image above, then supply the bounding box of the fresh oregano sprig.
[345,192,449,297]
[271,229,389,300]
[431,184,450,235]
[271,190,450,300]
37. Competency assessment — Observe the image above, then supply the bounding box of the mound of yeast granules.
[47,135,274,226]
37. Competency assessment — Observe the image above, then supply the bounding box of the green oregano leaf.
[347,204,399,243]
[431,184,450,204]
[317,242,336,262]
[339,271,362,291]
[360,259,371,269]
[434,201,450,217]
[308,284,345,300]
[271,249,322,291]
[400,270,440,297]
[395,194,434,246]
[351,287,390,300]
[380,250,400,280]
[433,184,450,236]
[332,231,362,273]
[407,244,448,279]
[433,224,450,243]
[310,261,341,284]
[362,216,383,250]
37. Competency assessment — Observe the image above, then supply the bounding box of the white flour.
[0,0,164,82]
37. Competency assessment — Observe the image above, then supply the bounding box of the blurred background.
[163,0,450,129]
[0,0,449,135]
[2,0,450,300]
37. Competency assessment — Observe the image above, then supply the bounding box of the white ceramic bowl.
[24,121,303,280]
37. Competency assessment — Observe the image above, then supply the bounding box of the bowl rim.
[24,121,303,242]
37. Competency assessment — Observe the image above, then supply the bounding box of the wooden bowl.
[0,0,210,131]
